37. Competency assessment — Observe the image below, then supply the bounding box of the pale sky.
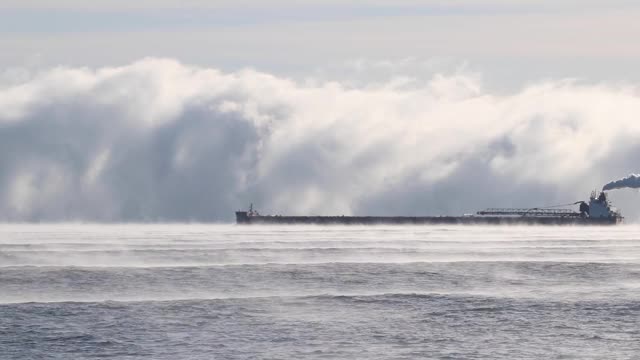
[3,1,640,88]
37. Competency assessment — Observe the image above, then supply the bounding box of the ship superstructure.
[236,191,623,225]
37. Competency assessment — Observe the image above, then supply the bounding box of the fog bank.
[1,58,639,221]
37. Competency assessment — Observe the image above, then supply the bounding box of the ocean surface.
[1,224,639,359]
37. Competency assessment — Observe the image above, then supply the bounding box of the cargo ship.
[236,191,623,225]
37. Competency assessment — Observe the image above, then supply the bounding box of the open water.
[1,224,639,359]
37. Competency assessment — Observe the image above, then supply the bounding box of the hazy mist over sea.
[2,224,640,359]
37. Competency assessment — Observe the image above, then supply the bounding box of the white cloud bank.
[1,58,639,221]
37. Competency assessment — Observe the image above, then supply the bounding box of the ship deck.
[235,214,620,225]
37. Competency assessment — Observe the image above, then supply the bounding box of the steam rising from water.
[3,224,640,359]
[603,173,640,191]
[2,59,640,221]
[2,224,640,304]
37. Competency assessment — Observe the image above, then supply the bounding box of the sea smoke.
[4,58,640,221]
[602,174,640,191]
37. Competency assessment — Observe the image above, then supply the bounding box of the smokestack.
[602,173,640,191]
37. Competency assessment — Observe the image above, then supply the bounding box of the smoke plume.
[603,174,640,191]
[1,58,640,221]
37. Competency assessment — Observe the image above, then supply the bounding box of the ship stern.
[235,211,250,224]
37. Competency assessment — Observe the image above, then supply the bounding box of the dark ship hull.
[235,213,621,225]
[236,191,624,226]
